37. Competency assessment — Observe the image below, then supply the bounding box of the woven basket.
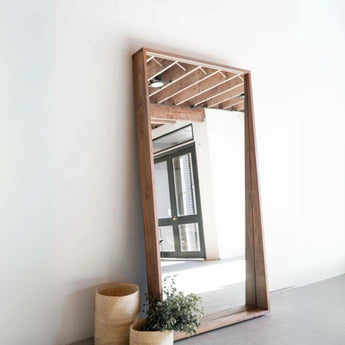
[129,319,173,345]
[94,283,140,345]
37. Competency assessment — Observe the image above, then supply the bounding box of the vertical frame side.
[132,49,162,299]
[244,73,270,310]
[245,73,257,307]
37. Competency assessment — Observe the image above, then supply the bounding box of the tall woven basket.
[95,283,140,345]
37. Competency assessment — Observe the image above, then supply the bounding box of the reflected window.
[179,223,200,252]
[172,153,197,217]
[153,125,193,154]
[154,161,172,219]
[159,226,175,252]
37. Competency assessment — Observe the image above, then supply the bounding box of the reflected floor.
[161,256,245,315]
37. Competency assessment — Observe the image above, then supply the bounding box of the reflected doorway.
[154,143,206,259]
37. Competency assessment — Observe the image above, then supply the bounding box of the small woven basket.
[94,283,140,345]
[129,319,173,345]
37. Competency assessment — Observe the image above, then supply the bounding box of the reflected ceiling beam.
[150,68,218,104]
[231,101,245,111]
[145,50,247,113]
[169,72,238,106]
[149,64,199,96]
[147,58,177,81]
[206,84,244,108]
[181,77,243,108]
[151,119,177,125]
[221,97,244,110]
[150,103,205,123]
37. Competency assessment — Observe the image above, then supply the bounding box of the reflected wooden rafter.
[150,67,218,104]
[150,104,205,123]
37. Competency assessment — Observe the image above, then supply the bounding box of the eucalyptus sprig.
[143,276,204,335]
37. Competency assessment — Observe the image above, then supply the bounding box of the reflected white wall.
[205,110,245,259]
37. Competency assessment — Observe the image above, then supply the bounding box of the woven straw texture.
[129,319,173,345]
[94,283,140,345]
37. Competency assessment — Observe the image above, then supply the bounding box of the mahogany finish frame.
[132,48,270,340]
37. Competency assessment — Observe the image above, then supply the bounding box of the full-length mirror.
[132,48,269,339]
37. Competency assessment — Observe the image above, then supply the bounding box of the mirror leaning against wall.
[132,48,269,339]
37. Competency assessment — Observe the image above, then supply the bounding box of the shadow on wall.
[54,284,98,345]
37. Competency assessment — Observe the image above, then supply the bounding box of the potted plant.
[130,277,203,345]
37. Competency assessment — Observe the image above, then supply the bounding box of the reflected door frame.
[155,143,206,259]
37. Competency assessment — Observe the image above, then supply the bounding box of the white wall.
[1,0,345,344]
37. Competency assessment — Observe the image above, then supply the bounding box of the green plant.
[143,276,204,335]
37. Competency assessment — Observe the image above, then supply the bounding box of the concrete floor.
[71,274,345,345]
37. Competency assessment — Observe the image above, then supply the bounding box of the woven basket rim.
[96,282,139,297]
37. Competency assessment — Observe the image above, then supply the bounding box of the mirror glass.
[152,107,245,316]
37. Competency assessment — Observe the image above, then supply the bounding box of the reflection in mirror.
[152,108,245,316]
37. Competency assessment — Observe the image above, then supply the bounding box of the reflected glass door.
[154,144,205,259]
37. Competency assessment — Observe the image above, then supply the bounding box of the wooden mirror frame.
[132,48,270,339]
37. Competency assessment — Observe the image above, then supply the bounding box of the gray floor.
[71,274,345,345]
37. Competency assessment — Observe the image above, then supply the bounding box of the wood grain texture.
[221,97,244,110]
[244,73,270,310]
[244,72,256,307]
[207,84,244,108]
[170,72,235,106]
[181,77,243,107]
[174,306,269,340]
[232,101,245,111]
[150,103,205,122]
[132,49,162,299]
[150,68,217,104]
